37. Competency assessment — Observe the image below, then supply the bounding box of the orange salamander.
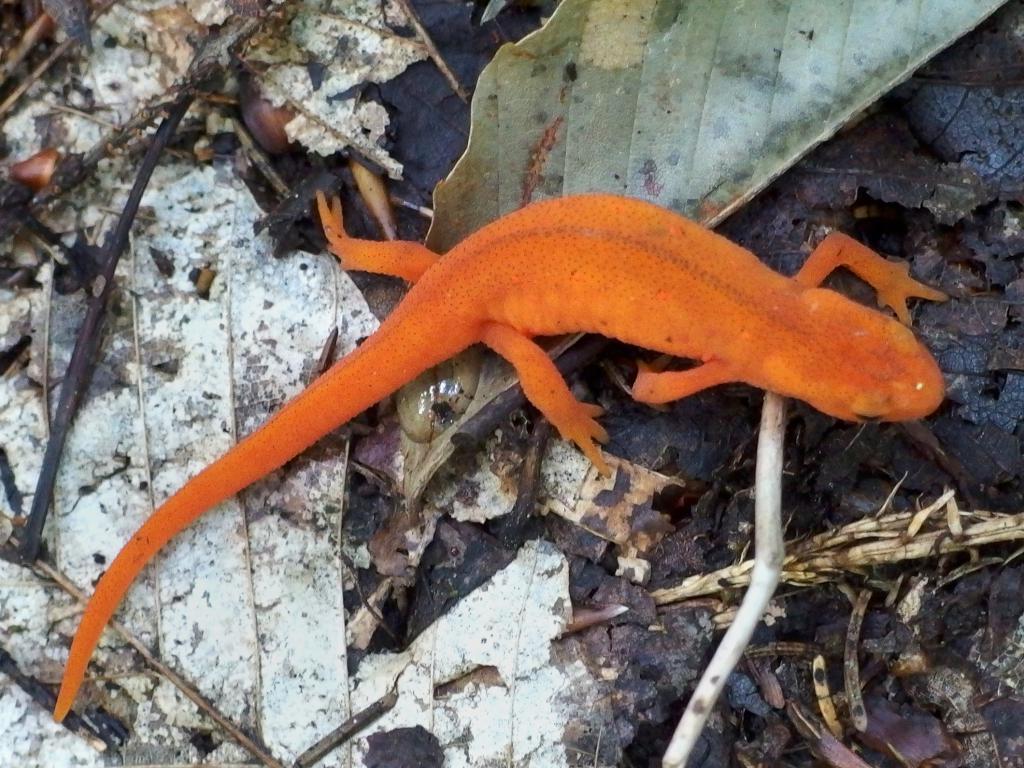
[53,192,946,720]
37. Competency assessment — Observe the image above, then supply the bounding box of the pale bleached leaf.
[350,540,612,768]
[1,161,376,763]
[3,4,199,164]
[245,1,428,177]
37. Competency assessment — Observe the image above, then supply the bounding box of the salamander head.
[845,359,945,422]
[769,289,945,422]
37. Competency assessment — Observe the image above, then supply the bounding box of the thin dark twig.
[496,417,552,549]
[0,644,112,752]
[0,449,25,516]
[18,95,192,563]
[293,689,399,768]
[393,0,468,102]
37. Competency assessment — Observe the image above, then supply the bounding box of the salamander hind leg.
[482,323,609,474]
[795,232,946,325]
[315,191,438,283]
[632,359,734,404]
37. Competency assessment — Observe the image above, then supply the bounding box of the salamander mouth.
[853,413,883,423]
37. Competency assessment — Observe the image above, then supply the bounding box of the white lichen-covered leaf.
[3,3,198,165]
[426,436,674,562]
[350,540,610,767]
[1,161,376,763]
[245,0,428,177]
[0,672,100,767]
[184,0,231,26]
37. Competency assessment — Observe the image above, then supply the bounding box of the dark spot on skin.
[564,61,578,81]
[692,700,708,714]
[813,668,826,684]
[709,675,720,684]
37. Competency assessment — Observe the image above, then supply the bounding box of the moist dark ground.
[333,3,1024,766]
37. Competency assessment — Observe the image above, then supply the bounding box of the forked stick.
[662,392,788,767]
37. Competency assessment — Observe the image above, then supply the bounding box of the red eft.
[53,193,946,720]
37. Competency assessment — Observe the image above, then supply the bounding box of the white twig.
[662,392,788,767]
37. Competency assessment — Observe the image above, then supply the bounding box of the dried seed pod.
[240,82,294,155]
[10,147,59,191]
[190,265,217,298]
[349,158,397,240]
[563,603,629,634]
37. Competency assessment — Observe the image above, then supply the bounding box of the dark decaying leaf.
[959,201,1024,287]
[568,599,716,756]
[380,2,541,198]
[980,697,1024,767]
[364,725,445,768]
[735,721,791,768]
[799,115,993,225]
[857,696,963,768]
[901,0,1024,193]
[983,566,1024,661]
[404,520,515,639]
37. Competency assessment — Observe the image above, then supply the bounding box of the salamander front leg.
[316,191,438,283]
[795,232,946,325]
[632,359,735,404]
[481,324,609,474]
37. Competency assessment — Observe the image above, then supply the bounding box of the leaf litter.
[1,0,1024,766]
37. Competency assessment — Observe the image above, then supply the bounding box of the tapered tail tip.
[53,683,74,722]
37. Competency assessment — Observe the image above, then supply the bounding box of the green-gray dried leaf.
[429,0,1007,251]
